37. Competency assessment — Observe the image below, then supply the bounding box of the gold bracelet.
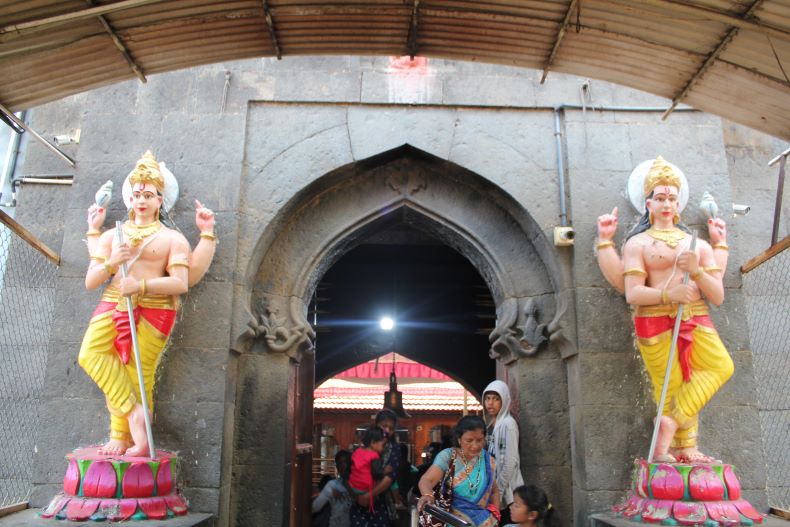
[86,230,101,237]
[89,254,106,262]
[690,268,704,281]
[596,241,615,250]
[660,288,669,304]
[103,262,118,275]
[199,232,217,241]
[712,243,729,251]
[139,279,147,296]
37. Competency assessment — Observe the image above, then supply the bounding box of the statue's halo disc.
[627,159,689,214]
[122,161,179,212]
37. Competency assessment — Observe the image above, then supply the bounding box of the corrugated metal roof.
[314,378,483,411]
[1,0,788,139]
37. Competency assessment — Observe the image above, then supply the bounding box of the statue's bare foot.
[97,438,130,456]
[124,404,150,458]
[653,415,678,462]
[671,447,720,464]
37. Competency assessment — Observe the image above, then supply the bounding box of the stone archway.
[226,145,575,526]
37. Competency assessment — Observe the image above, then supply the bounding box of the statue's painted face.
[130,182,163,219]
[646,185,679,223]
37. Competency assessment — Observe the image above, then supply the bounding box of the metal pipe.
[15,178,73,185]
[0,103,75,167]
[549,103,698,229]
[553,107,568,227]
[0,109,25,206]
[771,154,786,246]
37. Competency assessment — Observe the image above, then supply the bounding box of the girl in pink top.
[349,426,387,510]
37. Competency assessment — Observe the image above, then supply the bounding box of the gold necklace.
[646,227,686,249]
[458,449,481,492]
[123,220,162,247]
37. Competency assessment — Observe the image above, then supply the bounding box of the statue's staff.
[647,230,697,463]
[115,220,157,460]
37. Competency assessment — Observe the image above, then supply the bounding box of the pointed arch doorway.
[229,145,573,526]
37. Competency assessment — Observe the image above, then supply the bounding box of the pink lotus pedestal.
[613,459,764,526]
[41,447,189,522]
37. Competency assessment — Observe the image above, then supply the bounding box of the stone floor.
[0,509,213,526]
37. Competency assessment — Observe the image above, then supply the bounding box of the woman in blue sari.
[417,416,501,526]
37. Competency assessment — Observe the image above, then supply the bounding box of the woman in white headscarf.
[483,380,524,525]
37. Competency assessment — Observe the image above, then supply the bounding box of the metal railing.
[742,235,790,511]
[0,210,59,509]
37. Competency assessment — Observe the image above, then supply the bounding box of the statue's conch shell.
[94,180,113,208]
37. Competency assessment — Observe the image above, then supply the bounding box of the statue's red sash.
[633,315,714,383]
[92,302,177,364]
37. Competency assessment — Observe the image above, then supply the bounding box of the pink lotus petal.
[138,497,168,520]
[733,499,764,523]
[65,498,100,521]
[622,495,644,518]
[650,464,685,500]
[41,494,69,518]
[689,465,725,501]
[723,465,742,500]
[165,493,188,515]
[636,459,650,498]
[641,498,674,523]
[63,458,80,496]
[705,501,742,526]
[82,460,118,498]
[155,458,173,496]
[122,462,155,498]
[673,501,707,526]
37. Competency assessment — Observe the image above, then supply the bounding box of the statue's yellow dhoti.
[634,300,734,450]
[78,287,176,443]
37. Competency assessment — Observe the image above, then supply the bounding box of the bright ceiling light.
[379,317,395,331]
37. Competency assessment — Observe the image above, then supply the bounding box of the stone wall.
[9,55,783,525]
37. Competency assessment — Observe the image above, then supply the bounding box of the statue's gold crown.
[129,150,165,193]
[644,155,681,197]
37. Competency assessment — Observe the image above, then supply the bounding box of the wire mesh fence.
[742,239,790,511]
[0,219,58,509]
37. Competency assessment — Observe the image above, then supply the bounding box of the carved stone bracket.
[489,297,548,364]
[384,162,428,196]
[245,295,315,362]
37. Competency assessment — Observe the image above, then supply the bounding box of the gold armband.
[712,243,729,251]
[704,265,722,273]
[623,268,647,277]
[199,232,217,241]
[86,230,101,237]
[690,268,704,281]
[167,261,191,271]
[596,241,615,250]
[103,262,118,275]
[89,254,107,263]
